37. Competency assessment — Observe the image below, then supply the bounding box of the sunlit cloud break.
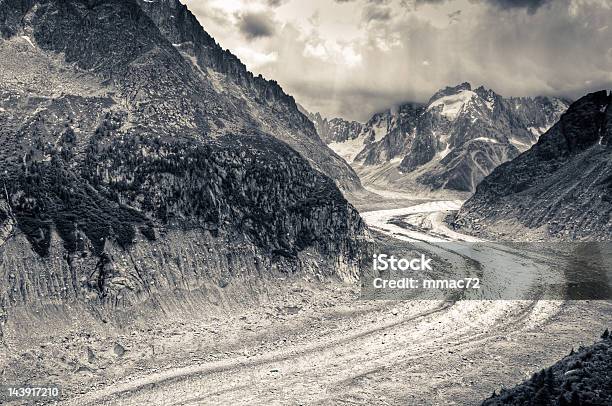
[183,0,612,121]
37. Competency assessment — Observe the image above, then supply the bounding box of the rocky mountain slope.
[453,90,612,241]
[300,107,365,145]
[137,0,362,193]
[0,0,367,329]
[482,332,612,406]
[311,83,569,192]
[305,102,424,165]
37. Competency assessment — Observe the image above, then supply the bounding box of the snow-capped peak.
[427,90,477,120]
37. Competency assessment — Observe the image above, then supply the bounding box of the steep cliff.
[301,108,365,145]
[454,91,612,240]
[136,0,362,193]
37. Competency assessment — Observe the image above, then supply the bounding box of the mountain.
[0,0,367,316]
[303,103,424,165]
[313,83,570,193]
[453,90,612,241]
[137,0,362,193]
[300,107,365,145]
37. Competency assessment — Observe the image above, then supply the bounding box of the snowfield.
[427,90,477,120]
[328,133,369,163]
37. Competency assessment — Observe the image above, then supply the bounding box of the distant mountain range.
[454,90,612,240]
[304,83,570,192]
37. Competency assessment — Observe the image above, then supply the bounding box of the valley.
[0,1,610,404]
[42,198,609,406]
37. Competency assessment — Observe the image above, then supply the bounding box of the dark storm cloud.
[236,12,276,40]
[412,0,550,12]
[485,0,552,13]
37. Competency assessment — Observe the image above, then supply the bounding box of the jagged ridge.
[137,0,362,192]
[310,83,569,192]
[454,90,612,240]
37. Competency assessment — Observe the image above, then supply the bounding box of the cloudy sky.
[182,0,612,121]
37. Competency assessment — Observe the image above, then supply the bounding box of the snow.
[21,36,35,48]
[328,132,369,163]
[362,201,562,300]
[510,138,532,151]
[554,99,569,113]
[371,121,388,142]
[470,137,499,144]
[528,126,549,136]
[361,200,470,243]
[328,118,389,162]
[427,90,477,121]
[438,143,452,158]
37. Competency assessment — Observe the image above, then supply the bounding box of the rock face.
[356,103,425,165]
[454,91,612,240]
[137,0,362,193]
[314,83,569,192]
[305,103,425,165]
[0,0,367,317]
[301,108,364,145]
